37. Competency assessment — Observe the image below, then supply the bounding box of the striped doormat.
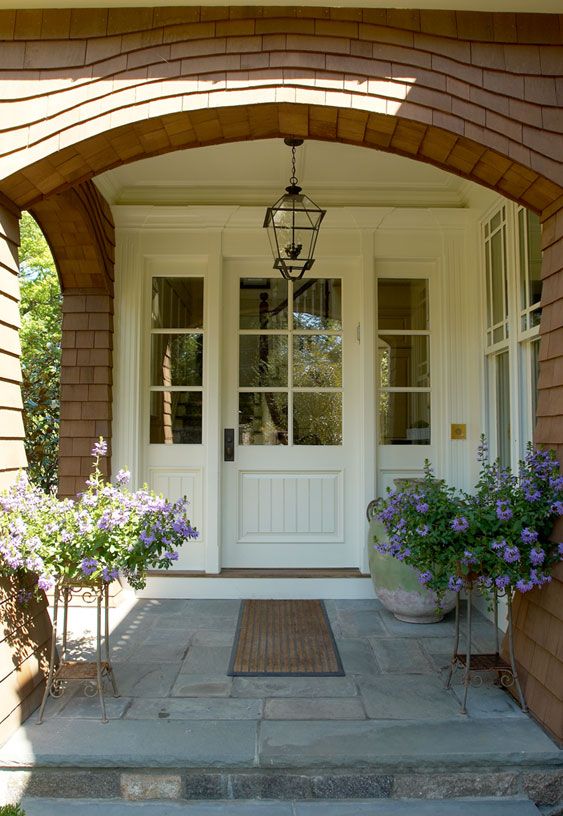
[228,599,344,677]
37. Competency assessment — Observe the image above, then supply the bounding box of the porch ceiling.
[94,138,477,209]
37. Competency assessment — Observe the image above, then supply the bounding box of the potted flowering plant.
[0,438,199,595]
[369,465,460,622]
[455,440,563,595]
[371,439,563,617]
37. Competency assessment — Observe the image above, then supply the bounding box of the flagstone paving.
[0,598,560,809]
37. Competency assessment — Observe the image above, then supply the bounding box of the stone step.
[19,797,542,815]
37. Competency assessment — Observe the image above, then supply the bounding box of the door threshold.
[147,568,369,579]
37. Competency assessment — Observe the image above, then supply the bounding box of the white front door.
[221,260,361,568]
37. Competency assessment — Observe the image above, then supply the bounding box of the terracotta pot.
[367,515,456,624]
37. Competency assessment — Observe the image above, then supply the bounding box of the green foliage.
[0,804,26,815]
[18,212,61,491]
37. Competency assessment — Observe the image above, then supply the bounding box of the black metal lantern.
[263,137,326,281]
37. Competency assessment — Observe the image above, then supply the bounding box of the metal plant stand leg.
[460,587,473,715]
[96,589,108,723]
[104,584,119,698]
[445,594,460,690]
[38,585,60,724]
[507,594,528,713]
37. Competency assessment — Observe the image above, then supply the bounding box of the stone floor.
[33,596,527,724]
[0,597,561,810]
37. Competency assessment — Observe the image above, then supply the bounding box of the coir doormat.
[228,599,344,677]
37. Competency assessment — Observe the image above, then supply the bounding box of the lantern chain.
[290,143,298,186]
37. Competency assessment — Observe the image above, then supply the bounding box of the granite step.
[19,797,543,815]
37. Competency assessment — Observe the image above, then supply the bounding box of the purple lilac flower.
[395,547,411,561]
[416,524,430,537]
[549,475,563,490]
[16,588,33,606]
[448,576,464,592]
[415,501,429,514]
[115,469,131,486]
[451,516,469,533]
[462,549,478,565]
[163,551,179,561]
[477,438,488,462]
[495,575,511,590]
[516,579,533,593]
[37,575,54,591]
[491,539,506,551]
[496,500,513,521]
[503,545,520,564]
[418,571,432,585]
[521,528,538,544]
[140,530,155,546]
[558,543,563,558]
[102,567,119,583]
[81,557,98,576]
[530,548,545,566]
[92,439,108,457]
[551,501,563,516]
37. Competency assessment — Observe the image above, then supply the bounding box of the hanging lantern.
[263,137,326,281]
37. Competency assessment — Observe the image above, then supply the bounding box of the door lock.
[224,428,235,462]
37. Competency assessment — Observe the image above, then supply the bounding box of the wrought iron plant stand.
[38,579,119,724]
[445,584,527,715]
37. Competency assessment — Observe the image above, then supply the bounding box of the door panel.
[221,261,360,568]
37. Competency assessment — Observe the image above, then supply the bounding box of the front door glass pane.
[293,278,342,330]
[293,393,342,445]
[293,335,342,387]
[240,279,288,330]
[239,335,288,387]
[239,392,288,445]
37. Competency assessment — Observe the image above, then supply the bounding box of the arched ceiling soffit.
[1,105,561,217]
[30,181,115,293]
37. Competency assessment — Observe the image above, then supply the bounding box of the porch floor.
[0,598,561,806]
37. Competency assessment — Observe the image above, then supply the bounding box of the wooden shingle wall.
[0,9,561,210]
[0,197,25,490]
[31,181,115,496]
[510,205,563,745]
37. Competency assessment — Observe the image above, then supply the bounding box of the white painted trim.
[1,0,558,11]
[136,577,376,600]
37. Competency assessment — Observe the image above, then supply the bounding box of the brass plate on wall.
[451,423,467,440]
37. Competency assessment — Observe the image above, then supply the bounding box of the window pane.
[293,335,342,387]
[240,278,288,329]
[378,279,428,331]
[490,229,505,327]
[378,335,429,388]
[239,335,288,387]
[151,334,203,386]
[518,208,527,312]
[293,393,342,445]
[293,278,342,330]
[496,351,511,469]
[531,339,540,431]
[150,391,202,444]
[152,278,203,329]
[527,211,542,307]
[379,392,430,445]
[239,392,288,445]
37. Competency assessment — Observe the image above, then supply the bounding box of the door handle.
[224,428,235,462]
